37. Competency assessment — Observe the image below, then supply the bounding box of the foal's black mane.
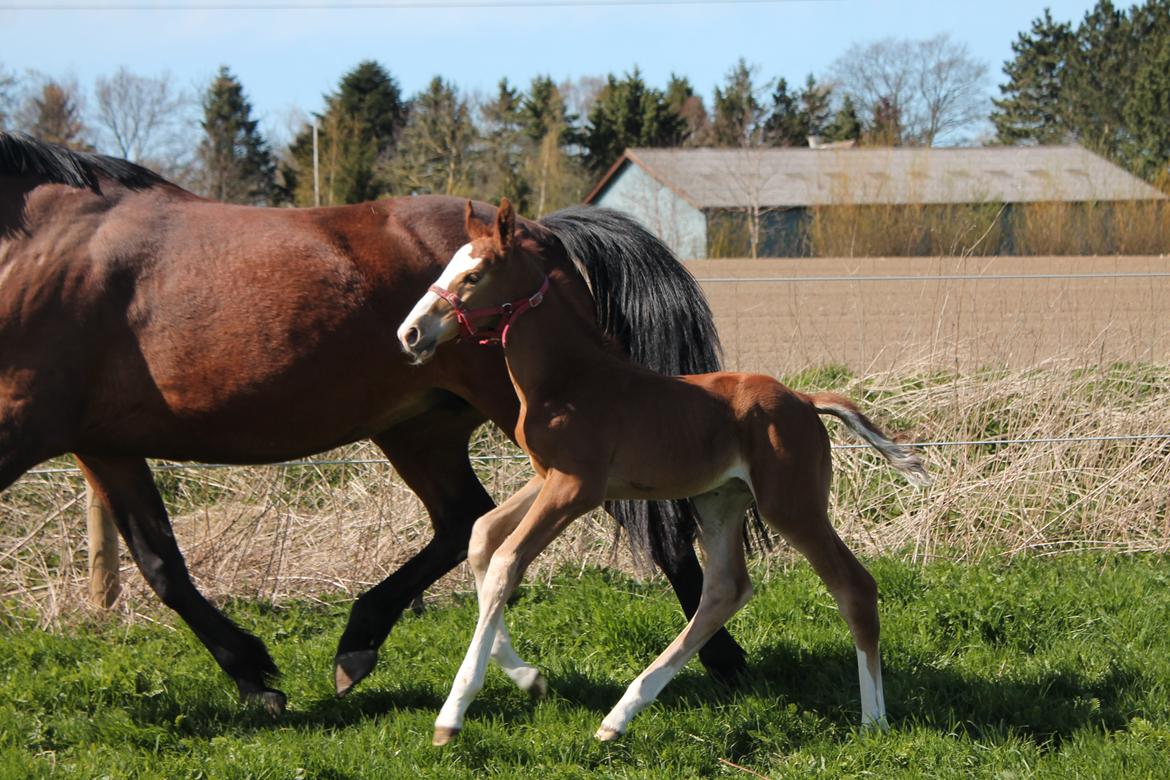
[0,132,170,192]
[540,205,774,561]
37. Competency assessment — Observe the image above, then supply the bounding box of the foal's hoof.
[244,689,287,718]
[334,650,378,696]
[595,724,623,742]
[432,725,461,746]
[526,672,548,700]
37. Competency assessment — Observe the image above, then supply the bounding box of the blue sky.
[2,0,1100,143]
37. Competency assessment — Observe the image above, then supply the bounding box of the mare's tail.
[808,392,932,488]
[539,206,773,560]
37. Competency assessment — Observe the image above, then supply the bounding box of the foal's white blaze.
[396,243,484,352]
[857,647,887,728]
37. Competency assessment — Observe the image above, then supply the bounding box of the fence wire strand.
[21,432,1169,477]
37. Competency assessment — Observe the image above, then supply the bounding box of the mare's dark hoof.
[700,645,748,688]
[335,649,378,696]
[244,689,287,717]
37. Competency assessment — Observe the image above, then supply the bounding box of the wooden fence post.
[86,482,120,609]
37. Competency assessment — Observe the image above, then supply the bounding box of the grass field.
[1,555,1168,778]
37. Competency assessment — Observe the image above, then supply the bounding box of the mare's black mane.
[0,131,170,192]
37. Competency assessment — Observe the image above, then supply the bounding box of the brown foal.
[398,200,929,744]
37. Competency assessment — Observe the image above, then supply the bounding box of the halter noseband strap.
[428,275,550,347]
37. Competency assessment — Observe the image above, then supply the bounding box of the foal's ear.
[465,200,491,240]
[494,198,515,255]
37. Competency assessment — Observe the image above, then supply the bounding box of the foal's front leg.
[467,475,546,697]
[434,472,600,745]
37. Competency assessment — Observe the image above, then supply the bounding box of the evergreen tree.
[196,66,276,204]
[517,75,587,216]
[288,60,406,205]
[762,78,805,146]
[664,73,709,146]
[388,76,477,196]
[824,95,863,143]
[866,96,903,146]
[479,78,531,211]
[1124,9,1170,179]
[993,1,1170,180]
[990,9,1074,144]
[799,75,833,139]
[712,58,763,147]
[1063,0,1134,153]
[582,68,685,174]
[520,76,575,146]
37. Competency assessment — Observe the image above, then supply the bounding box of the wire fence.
[22,432,1170,478]
[3,259,1169,621]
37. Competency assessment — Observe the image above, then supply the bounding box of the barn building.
[584,146,1168,258]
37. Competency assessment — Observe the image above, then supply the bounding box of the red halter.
[428,275,550,347]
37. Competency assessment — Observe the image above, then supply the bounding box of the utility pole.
[312,121,320,207]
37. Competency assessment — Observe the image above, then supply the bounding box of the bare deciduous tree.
[0,64,18,130]
[93,67,191,167]
[829,33,989,146]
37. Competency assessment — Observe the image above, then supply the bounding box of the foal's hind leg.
[640,505,749,685]
[597,485,753,740]
[76,454,286,714]
[756,477,886,728]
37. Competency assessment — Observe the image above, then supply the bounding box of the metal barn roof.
[586,146,1167,209]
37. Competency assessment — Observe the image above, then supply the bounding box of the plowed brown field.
[688,255,1170,374]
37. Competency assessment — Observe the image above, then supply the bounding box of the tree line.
[1,0,1167,215]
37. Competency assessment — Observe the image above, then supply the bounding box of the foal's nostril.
[404,326,421,347]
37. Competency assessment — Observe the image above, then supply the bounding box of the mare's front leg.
[433,471,603,746]
[76,455,286,714]
[598,487,753,740]
[335,405,494,695]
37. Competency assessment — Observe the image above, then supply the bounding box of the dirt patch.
[688,255,1170,374]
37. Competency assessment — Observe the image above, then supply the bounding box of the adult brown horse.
[0,132,745,713]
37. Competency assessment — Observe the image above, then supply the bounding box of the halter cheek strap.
[428,275,550,347]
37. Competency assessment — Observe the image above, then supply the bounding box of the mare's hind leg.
[335,403,495,695]
[597,485,753,740]
[76,454,286,714]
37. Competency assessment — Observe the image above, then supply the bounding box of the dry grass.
[3,362,1167,627]
[0,426,631,627]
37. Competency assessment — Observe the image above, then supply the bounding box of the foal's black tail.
[540,205,770,563]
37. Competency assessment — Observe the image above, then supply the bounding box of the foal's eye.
[465,272,481,284]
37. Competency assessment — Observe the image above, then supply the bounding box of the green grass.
[1,556,1169,778]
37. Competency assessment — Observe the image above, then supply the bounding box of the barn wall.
[593,164,708,258]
